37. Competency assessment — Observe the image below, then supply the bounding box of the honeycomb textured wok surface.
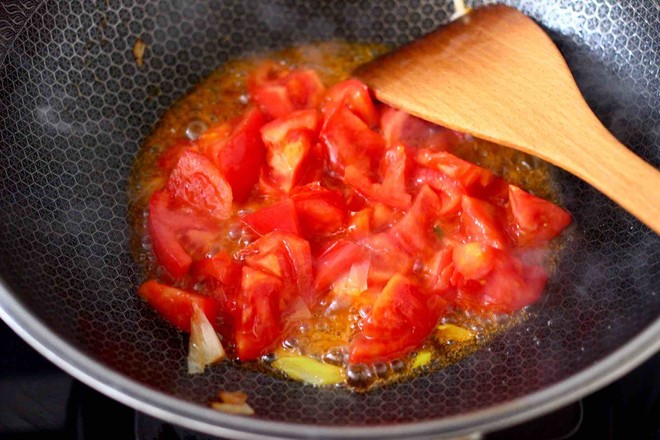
[0,0,658,427]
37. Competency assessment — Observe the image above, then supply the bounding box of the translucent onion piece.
[285,297,312,322]
[188,303,226,374]
[332,260,370,296]
[272,353,346,386]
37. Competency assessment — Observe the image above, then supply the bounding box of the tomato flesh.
[241,198,301,236]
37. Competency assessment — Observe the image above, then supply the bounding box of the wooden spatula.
[355,4,660,234]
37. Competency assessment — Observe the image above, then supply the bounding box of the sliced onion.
[332,260,370,296]
[187,303,226,374]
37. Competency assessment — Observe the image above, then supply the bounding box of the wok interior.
[0,0,658,430]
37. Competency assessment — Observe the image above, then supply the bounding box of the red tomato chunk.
[139,65,571,366]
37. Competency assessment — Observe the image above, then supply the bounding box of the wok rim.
[1,277,659,439]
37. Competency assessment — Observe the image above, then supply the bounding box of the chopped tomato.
[192,252,241,288]
[261,109,320,143]
[508,185,572,246]
[284,70,326,110]
[461,196,509,249]
[347,208,372,238]
[249,65,325,119]
[260,110,319,192]
[424,246,454,294]
[343,145,411,210]
[349,275,441,363]
[452,246,548,313]
[314,240,369,293]
[157,140,192,172]
[452,242,496,281]
[381,105,459,150]
[321,78,379,127]
[139,280,221,333]
[234,266,283,360]
[291,182,348,237]
[361,233,414,287]
[320,105,385,175]
[148,190,220,278]
[166,150,232,220]
[412,166,465,217]
[197,108,266,202]
[241,231,314,307]
[389,185,441,255]
[241,198,301,236]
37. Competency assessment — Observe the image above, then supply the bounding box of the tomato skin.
[320,105,385,175]
[234,266,283,360]
[166,150,233,220]
[291,182,348,237]
[349,275,441,363]
[321,78,379,127]
[508,185,571,246]
[139,280,221,333]
[241,198,301,236]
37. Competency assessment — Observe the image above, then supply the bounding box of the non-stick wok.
[0,0,658,438]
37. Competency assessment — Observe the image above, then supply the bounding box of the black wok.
[0,0,658,438]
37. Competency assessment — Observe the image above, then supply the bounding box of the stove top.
[0,321,657,440]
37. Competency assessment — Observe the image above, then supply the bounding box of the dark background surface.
[0,321,658,440]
